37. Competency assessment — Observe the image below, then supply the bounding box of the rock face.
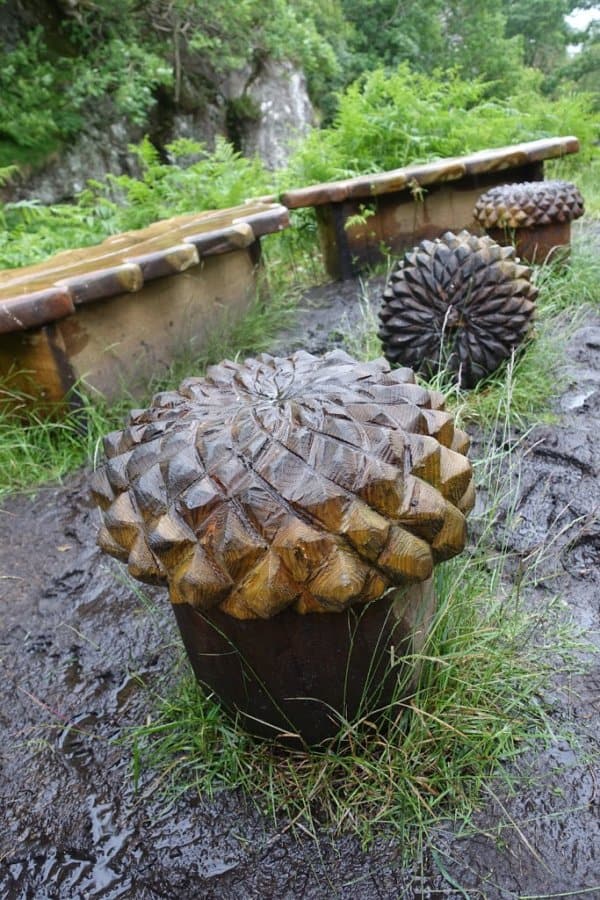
[12,108,144,205]
[5,55,313,203]
[236,59,314,169]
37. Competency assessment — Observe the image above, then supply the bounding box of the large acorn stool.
[378,230,537,389]
[92,350,475,745]
[473,180,584,264]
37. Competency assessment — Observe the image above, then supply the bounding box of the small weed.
[336,281,382,362]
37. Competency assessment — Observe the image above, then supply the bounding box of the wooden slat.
[128,243,199,281]
[281,137,580,209]
[185,223,254,256]
[57,263,143,305]
[0,202,289,334]
[236,206,290,237]
[0,288,74,334]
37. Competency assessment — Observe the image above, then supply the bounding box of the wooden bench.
[0,202,289,408]
[281,137,580,279]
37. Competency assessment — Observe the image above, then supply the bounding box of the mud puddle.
[0,273,599,897]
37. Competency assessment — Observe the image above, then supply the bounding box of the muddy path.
[0,275,599,898]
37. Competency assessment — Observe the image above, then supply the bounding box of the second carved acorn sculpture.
[378,230,538,388]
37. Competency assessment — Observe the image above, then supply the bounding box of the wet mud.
[1,276,599,897]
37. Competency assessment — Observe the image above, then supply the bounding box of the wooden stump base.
[171,578,436,746]
[487,222,572,266]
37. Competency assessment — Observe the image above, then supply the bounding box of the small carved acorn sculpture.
[378,230,537,389]
[92,350,474,744]
[473,180,584,264]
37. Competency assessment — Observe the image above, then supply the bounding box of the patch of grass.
[458,238,600,430]
[458,314,568,432]
[535,234,600,311]
[334,280,384,363]
[0,389,123,496]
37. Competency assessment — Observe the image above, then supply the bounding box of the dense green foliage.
[0,138,269,268]
[549,15,600,99]
[503,0,576,71]
[0,0,345,168]
[341,0,599,97]
[0,30,77,153]
[285,65,598,185]
[1,0,597,175]
[0,26,171,168]
[0,1,597,270]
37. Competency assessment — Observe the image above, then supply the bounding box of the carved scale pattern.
[473,180,584,229]
[92,350,474,620]
[378,230,538,389]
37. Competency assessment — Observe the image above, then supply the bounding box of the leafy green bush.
[0,196,113,269]
[0,0,345,169]
[0,30,80,162]
[284,64,599,185]
[69,40,172,127]
[103,137,270,231]
[0,28,172,170]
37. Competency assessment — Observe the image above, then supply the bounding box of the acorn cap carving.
[92,350,474,620]
[473,180,584,229]
[378,230,537,389]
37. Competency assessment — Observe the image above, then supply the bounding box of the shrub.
[284,64,599,186]
[0,138,270,269]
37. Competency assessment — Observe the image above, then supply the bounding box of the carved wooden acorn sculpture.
[378,230,537,389]
[92,350,474,744]
[473,180,584,264]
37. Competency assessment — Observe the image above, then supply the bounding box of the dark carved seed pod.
[378,230,538,389]
[473,180,584,229]
[92,350,474,620]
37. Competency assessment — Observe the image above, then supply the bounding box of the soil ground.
[0,274,599,898]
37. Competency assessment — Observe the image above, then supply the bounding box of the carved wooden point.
[93,350,474,619]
